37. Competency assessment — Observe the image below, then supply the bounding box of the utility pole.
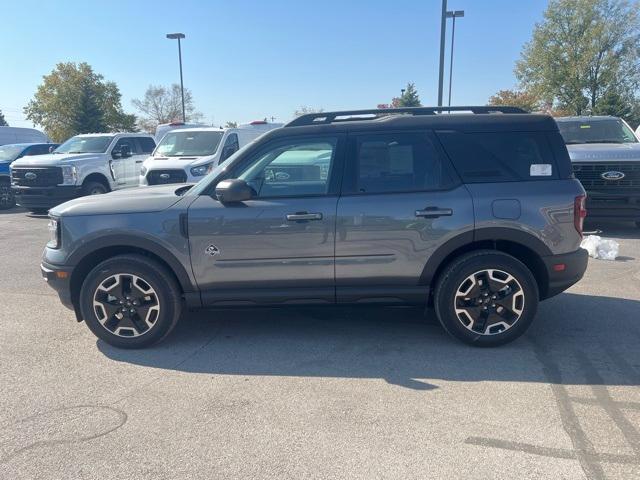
[446,10,464,107]
[437,0,448,107]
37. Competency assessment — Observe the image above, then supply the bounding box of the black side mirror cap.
[215,178,254,203]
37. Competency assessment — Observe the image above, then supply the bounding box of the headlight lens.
[190,163,214,177]
[47,218,60,249]
[60,165,77,185]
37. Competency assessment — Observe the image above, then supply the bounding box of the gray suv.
[42,107,588,349]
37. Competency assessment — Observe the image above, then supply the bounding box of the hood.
[11,152,102,166]
[50,184,193,217]
[143,153,216,170]
[567,142,640,162]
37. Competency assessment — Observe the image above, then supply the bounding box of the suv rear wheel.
[79,255,182,348]
[434,250,539,347]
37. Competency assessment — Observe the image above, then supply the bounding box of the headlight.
[47,218,60,249]
[60,165,77,185]
[190,163,214,177]
[140,165,147,176]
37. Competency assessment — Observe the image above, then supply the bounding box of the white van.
[0,126,49,145]
[140,121,283,186]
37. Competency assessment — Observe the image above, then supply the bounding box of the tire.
[82,181,108,196]
[79,254,182,348]
[0,179,15,210]
[434,250,539,347]
[29,208,48,215]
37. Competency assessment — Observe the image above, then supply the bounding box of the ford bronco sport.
[42,107,588,349]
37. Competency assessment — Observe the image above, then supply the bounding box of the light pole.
[166,32,186,122]
[446,10,464,107]
[437,0,448,107]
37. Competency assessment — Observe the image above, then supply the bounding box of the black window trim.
[341,129,461,196]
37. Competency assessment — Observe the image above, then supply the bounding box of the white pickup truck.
[11,133,155,213]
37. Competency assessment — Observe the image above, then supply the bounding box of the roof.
[74,132,153,137]
[555,116,619,122]
[0,142,56,148]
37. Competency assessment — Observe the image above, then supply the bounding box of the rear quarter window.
[436,131,559,182]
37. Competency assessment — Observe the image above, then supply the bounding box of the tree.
[488,89,542,112]
[516,0,640,117]
[379,82,423,108]
[24,62,136,142]
[225,121,238,128]
[132,84,203,133]
[0,109,7,126]
[294,106,324,117]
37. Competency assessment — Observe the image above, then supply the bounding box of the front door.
[335,130,474,303]
[187,134,345,306]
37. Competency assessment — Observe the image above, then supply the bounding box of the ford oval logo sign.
[601,171,625,181]
[159,173,171,179]
[24,172,37,180]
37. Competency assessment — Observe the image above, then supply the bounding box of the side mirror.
[48,145,55,153]
[215,179,254,203]
[112,144,132,159]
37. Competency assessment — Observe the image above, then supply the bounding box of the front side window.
[557,118,638,144]
[113,137,136,154]
[54,135,114,154]
[347,132,454,194]
[155,131,224,157]
[220,133,240,163]
[236,137,337,197]
[137,137,156,154]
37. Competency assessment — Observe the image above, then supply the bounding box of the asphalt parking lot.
[0,208,639,480]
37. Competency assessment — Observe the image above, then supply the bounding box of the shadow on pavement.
[98,292,640,391]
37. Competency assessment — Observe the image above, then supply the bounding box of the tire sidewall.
[435,252,539,347]
[79,257,180,348]
[83,181,107,196]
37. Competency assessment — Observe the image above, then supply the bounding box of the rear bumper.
[13,185,81,210]
[542,248,589,299]
[584,191,640,221]
[41,261,74,311]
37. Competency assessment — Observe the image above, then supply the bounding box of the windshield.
[55,135,114,154]
[557,119,638,145]
[155,131,224,157]
[0,145,24,162]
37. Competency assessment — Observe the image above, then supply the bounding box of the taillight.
[574,194,587,237]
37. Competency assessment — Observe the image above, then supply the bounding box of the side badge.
[205,245,220,257]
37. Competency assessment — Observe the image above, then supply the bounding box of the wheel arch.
[82,172,111,192]
[68,236,199,319]
[422,228,552,301]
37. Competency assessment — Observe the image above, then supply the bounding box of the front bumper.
[41,261,74,311]
[584,190,640,221]
[542,248,589,299]
[13,185,81,210]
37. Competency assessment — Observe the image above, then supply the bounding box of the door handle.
[286,212,323,221]
[415,207,453,218]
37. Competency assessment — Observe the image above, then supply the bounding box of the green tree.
[516,0,640,116]
[392,82,422,107]
[132,84,202,133]
[24,62,136,142]
[0,109,8,126]
[488,89,542,112]
[224,121,238,128]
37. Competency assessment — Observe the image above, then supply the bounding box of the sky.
[0,0,548,129]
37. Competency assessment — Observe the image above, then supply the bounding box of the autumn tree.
[24,62,136,142]
[132,84,203,133]
[488,89,542,112]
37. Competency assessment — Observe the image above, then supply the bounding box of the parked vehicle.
[140,122,283,186]
[556,116,640,227]
[0,143,59,209]
[0,126,49,146]
[42,107,587,349]
[154,121,205,143]
[11,133,155,213]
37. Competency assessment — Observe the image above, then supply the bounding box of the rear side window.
[345,132,456,194]
[436,131,558,182]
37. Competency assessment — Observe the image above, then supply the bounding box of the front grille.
[11,167,63,187]
[146,169,187,185]
[572,163,640,189]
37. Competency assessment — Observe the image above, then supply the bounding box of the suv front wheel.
[79,255,182,348]
[434,251,539,347]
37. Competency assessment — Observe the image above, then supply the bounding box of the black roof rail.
[285,106,528,127]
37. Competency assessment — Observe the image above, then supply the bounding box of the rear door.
[335,130,474,303]
[187,134,345,306]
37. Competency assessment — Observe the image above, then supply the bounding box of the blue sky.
[0,0,547,128]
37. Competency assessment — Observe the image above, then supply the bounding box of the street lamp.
[437,0,448,107]
[166,32,186,122]
[445,10,464,107]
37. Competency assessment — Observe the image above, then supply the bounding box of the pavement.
[0,207,639,480]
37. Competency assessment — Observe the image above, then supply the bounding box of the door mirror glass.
[215,178,255,203]
[113,144,132,159]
